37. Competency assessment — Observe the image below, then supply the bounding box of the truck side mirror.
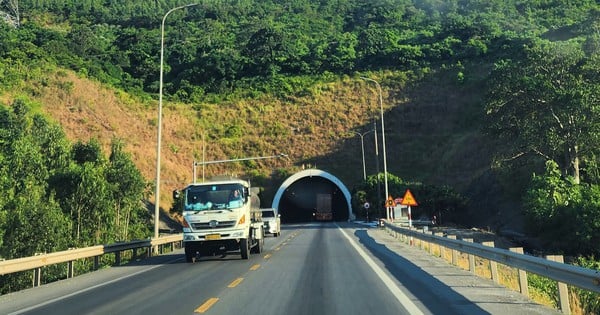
[173,190,180,200]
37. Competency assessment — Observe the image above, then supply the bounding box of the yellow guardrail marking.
[227,277,244,288]
[250,264,260,270]
[195,297,219,313]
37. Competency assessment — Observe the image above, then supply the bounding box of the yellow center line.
[275,247,281,251]
[228,277,244,288]
[250,264,260,270]
[195,297,219,313]
[264,254,271,259]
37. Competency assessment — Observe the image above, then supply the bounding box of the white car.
[261,208,280,237]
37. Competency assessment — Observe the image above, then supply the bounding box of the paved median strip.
[195,297,219,313]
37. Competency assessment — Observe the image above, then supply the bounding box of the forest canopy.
[3,0,597,102]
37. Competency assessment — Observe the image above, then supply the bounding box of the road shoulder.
[350,222,562,315]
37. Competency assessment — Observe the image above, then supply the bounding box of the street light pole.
[360,76,390,220]
[154,3,200,243]
[350,130,375,181]
[192,153,288,183]
[373,118,381,218]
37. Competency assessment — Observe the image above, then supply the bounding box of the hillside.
[3,65,520,232]
[2,0,595,236]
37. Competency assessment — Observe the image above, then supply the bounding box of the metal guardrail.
[383,222,600,314]
[384,223,600,293]
[0,234,183,276]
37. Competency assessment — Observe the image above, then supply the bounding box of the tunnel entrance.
[271,169,353,223]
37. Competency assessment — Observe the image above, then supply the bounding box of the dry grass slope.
[9,70,396,214]
[6,66,508,232]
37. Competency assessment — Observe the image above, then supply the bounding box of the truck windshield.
[184,184,245,211]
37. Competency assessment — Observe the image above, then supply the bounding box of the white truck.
[174,178,264,262]
[261,208,280,237]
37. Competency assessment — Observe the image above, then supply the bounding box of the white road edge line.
[336,224,424,315]
[9,257,184,315]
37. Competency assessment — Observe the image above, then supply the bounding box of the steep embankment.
[17,70,389,213]
[9,67,518,233]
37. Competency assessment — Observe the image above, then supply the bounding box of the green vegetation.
[1,0,600,308]
[352,172,467,223]
[0,99,150,294]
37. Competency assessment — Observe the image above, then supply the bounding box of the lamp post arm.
[350,130,375,181]
[192,153,288,182]
[194,153,288,166]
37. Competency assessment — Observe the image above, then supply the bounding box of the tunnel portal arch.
[271,169,354,223]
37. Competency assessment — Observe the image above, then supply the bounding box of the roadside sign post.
[385,196,395,222]
[400,189,418,228]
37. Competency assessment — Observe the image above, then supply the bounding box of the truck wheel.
[240,238,250,259]
[253,235,263,254]
[184,244,195,263]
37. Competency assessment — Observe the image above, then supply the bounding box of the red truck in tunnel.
[314,193,333,221]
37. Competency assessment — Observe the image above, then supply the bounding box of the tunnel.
[271,169,353,223]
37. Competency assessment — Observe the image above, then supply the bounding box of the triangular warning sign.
[385,196,395,207]
[400,189,418,206]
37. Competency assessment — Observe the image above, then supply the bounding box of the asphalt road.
[0,222,561,315]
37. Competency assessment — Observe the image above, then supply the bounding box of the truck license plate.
[205,234,221,240]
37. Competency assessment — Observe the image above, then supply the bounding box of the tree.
[106,138,150,241]
[485,39,600,184]
[243,26,285,76]
[524,160,600,256]
[0,99,71,262]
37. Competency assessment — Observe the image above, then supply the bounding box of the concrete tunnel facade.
[270,169,354,223]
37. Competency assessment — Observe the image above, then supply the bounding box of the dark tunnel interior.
[277,176,349,223]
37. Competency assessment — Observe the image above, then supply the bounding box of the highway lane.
[0,222,560,315]
[205,222,420,315]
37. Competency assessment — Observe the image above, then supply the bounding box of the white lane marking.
[336,224,425,315]
[8,257,183,315]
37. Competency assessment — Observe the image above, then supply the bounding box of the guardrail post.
[94,256,100,270]
[32,267,41,287]
[434,232,444,258]
[509,247,529,297]
[464,238,475,273]
[115,251,121,265]
[482,241,499,283]
[67,261,74,278]
[420,228,426,250]
[429,231,435,255]
[547,255,571,314]
[447,235,458,266]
